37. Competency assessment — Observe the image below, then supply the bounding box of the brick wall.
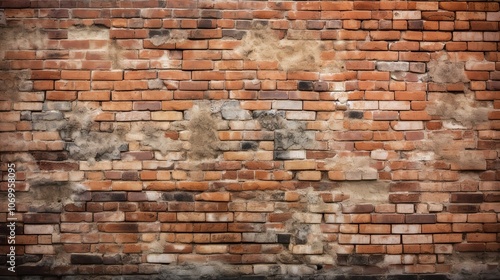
[0,0,499,278]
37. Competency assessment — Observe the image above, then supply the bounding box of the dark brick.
[277,233,291,244]
[487,81,500,91]
[139,202,168,211]
[0,0,30,8]
[298,81,314,91]
[23,213,60,224]
[368,255,384,265]
[313,81,329,92]
[347,111,364,119]
[450,193,483,203]
[39,161,79,171]
[222,30,247,40]
[201,10,222,19]
[122,171,139,181]
[389,193,420,203]
[103,254,122,265]
[405,214,437,224]
[484,224,500,232]
[198,19,217,29]
[390,182,420,192]
[98,223,139,233]
[128,192,148,202]
[64,202,86,212]
[86,202,104,212]
[92,192,127,202]
[169,202,196,211]
[241,141,258,151]
[422,12,455,21]
[236,20,253,30]
[119,202,138,212]
[73,191,91,201]
[408,20,424,30]
[259,91,288,100]
[342,204,374,213]
[348,254,371,265]
[447,204,480,213]
[485,193,500,202]
[162,192,194,202]
[149,29,169,38]
[16,266,51,275]
[70,254,103,264]
[337,254,349,266]
[371,214,405,224]
[31,151,68,161]
[455,243,486,252]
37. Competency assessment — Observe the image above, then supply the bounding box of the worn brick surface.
[0,0,499,278]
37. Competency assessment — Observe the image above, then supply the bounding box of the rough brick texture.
[0,0,499,279]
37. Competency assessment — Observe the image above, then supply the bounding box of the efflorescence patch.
[59,104,128,163]
[237,25,344,72]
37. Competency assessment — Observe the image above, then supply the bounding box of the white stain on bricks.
[236,25,344,72]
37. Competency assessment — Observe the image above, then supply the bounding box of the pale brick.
[146,254,177,263]
[94,212,125,222]
[402,254,416,264]
[306,255,335,265]
[151,111,183,120]
[206,212,233,222]
[385,255,402,265]
[371,235,401,244]
[112,161,142,170]
[25,245,56,254]
[274,150,306,160]
[272,100,302,110]
[338,234,371,244]
[247,201,274,212]
[116,111,150,121]
[284,160,316,170]
[292,213,322,224]
[195,245,228,254]
[394,11,422,20]
[379,101,410,110]
[371,150,389,160]
[297,171,322,181]
[391,121,424,131]
[24,225,58,235]
[435,244,453,254]
[286,111,316,120]
[348,101,378,110]
[392,224,421,234]
[453,32,483,41]
[376,62,410,72]
[397,204,415,214]
[254,265,286,275]
[292,243,324,254]
[79,161,112,171]
[402,234,433,244]
[309,203,340,213]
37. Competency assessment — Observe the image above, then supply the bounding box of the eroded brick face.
[0,0,499,278]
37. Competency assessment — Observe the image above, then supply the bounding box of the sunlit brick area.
[0,0,499,279]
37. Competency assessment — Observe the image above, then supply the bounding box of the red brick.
[372,214,405,224]
[455,243,486,252]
